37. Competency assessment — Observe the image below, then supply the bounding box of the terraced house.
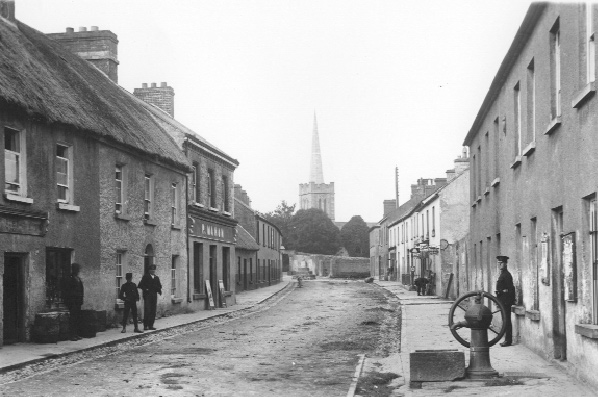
[0,2,191,345]
[463,3,598,388]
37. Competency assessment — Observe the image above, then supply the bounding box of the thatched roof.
[0,19,190,170]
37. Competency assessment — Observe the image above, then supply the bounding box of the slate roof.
[236,225,260,251]
[0,19,190,170]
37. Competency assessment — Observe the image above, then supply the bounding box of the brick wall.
[133,83,175,118]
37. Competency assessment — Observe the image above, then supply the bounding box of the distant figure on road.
[138,265,162,331]
[63,263,84,341]
[413,277,429,296]
[119,273,143,334]
[496,255,516,347]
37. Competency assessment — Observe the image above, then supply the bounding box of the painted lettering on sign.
[188,217,234,242]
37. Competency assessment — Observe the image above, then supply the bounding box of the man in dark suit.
[63,262,84,341]
[495,255,516,347]
[138,264,162,331]
[414,277,429,296]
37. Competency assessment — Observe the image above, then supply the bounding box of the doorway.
[209,245,218,307]
[3,254,24,344]
[243,259,248,290]
[552,207,566,360]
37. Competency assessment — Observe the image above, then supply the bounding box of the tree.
[262,201,296,248]
[340,215,370,257]
[287,208,341,254]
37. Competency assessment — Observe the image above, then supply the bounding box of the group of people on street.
[63,264,163,340]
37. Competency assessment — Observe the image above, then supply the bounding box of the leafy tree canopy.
[262,201,296,247]
[340,215,370,257]
[287,208,341,255]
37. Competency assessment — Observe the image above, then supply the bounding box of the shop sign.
[188,217,234,243]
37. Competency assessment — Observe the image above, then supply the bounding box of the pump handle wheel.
[447,290,508,348]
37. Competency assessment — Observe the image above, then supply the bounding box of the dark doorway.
[209,245,218,307]
[552,207,567,360]
[3,254,24,344]
[243,259,248,290]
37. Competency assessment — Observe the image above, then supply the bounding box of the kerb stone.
[410,349,465,381]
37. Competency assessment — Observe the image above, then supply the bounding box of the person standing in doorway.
[119,273,143,333]
[138,264,161,331]
[496,255,516,347]
[63,263,84,341]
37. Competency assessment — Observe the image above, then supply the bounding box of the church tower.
[299,113,335,220]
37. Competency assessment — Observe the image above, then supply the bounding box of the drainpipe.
[184,138,191,303]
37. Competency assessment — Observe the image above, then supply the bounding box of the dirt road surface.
[0,280,401,397]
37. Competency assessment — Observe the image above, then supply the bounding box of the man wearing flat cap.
[138,265,162,330]
[119,272,143,333]
[496,255,516,347]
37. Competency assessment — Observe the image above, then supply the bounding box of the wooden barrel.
[33,312,60,343]
[79,310,97,338]
[95,310,106,332]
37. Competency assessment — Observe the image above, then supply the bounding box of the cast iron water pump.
[448,290,508,379]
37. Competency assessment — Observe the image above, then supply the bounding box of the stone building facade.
[233,185,282,291]
[463,3,598,387]
[0,8,190,345]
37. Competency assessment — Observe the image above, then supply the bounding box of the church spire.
[310,112,324,184]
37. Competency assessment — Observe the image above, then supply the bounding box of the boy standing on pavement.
[119,273,143,334]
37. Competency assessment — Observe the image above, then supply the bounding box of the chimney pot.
[90,26,98,31]
[78,27,87,32]
[142,83,148,88]
[0,0,16,22]
[151,83,157,88]
[161,82,167,87]
[66,27,74,33]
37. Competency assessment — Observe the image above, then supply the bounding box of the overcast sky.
[18,0,534,222]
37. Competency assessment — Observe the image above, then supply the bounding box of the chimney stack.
[383,200,397,216]
[0,0,15,22]
[134,82,175,118]
[47,27,120,83]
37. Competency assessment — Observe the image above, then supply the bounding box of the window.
[45,248,72,308]
[588,3,596,84]
[207,169,216,208]
[192,162,199,203]
[144,244,154,274]
[477,146,482,193]
[551,19,561,118]
[426,210,429,239]
[485,132,490,185]
[514,82,522,156]
[432,206,435,236]
[56,144,71,202]
[531,217,539,310]
[4,127,25,195]
[171,255,178,297]
[249,258,253,282]
[472,154,477,199]
[171,183,178,226]
[493,117,500,178]
[115,166,123,213]
[144,174,153,220]
[116,252,124,299]
[194,242,203,294]
[588,197,598,323]
[222,175,229,212]
[527,59,536,143]
[223,247,230,290]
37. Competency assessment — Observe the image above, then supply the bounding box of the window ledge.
[522,141,536,157]
[512,305,526,316]
[57,202,80,212]
[193,202,204,208]
[491,177,501,187]
[526,309,540,321]
[171,224,181,230]
[510,156,522,169]
[208,207,219,212]
[575,324,598,339]
[193,293,206,300]
[544,116,561,135]
[572,82,595,109]
[171,297,183,304]
[144,218,158,226]
[223,211,231,217]
[5,193,33,204]
[471,201,477,208]
[115,212,131,221]
[484,187,490,196]
[476,196,482,203]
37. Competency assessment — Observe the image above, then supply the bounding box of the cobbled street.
[0,280,401,397]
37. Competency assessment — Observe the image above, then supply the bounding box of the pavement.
[0,276,293,375]
[373,279,598,396]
